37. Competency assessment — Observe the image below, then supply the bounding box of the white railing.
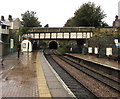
[23,32,93,39]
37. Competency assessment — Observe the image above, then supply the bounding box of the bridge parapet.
[28,27,95,33]
[23,27,95,40]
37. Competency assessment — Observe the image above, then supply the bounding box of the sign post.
[114,39,120,48]
[10,39,14,55]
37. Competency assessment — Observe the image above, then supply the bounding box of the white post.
[94,47,98,54]
[88,47,92,54]
[106,48,112,56]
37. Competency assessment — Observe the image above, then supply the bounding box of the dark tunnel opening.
[49,41,58,49]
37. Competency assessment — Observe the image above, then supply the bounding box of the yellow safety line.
[36,51,51,97]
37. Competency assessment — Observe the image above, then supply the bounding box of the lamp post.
[114,29,120,48]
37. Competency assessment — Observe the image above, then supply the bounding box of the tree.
[64,17,75,27]
[21,10,41,27]
[64,2,107,27]
[101,21,109,27]
[19,27,30,36]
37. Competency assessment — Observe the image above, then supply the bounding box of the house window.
[2,25,6,29]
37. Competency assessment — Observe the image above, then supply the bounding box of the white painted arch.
[21,40,32,52]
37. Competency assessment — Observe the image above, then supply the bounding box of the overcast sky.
[0,0,119,27]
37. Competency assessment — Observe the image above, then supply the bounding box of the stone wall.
[2,29,19,56]
[94,27,119,35]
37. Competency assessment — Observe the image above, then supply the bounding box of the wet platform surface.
[1,51,73,98]
[2,52,38,97]
[68,53,120,70]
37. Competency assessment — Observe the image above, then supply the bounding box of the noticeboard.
[106,48,112,56]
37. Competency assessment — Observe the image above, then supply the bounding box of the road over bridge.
[22,27,95,53]
[23,27,95,40]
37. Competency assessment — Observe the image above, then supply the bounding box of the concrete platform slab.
[2,52,39,97]
[39,51,75,98]
[50,89,72,97]
[68,53,120,70]
[1,51,75,98]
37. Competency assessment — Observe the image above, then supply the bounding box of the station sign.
[116,43,120,48]
[114,39,120,48]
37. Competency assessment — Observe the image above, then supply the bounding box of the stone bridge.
[23,27,95,40]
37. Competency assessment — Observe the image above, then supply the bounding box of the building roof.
[0,20,10,26]
[0,18,20,23]
[0,17,21,26]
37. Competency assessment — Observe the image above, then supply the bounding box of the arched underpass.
[49,41,58,49]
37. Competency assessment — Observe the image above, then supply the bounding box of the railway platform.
[0,51,74,98]
[67,53,120,70]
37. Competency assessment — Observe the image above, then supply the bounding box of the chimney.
[8,15,13,21]
[115,15,118,20]
[1,16,5,21]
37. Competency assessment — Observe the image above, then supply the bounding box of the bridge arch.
[49,41,58,49]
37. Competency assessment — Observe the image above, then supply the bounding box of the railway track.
[65,54,120,82]
[44,50,120,98]
[60,56,120,92]
[44,50,97,98]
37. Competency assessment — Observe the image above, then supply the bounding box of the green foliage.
[117,27,120,30]
[64,17,75,27]
[39,40,47,49]
[57,46,67,54]
[88,33,117,55]
[57,41,69,54]
[64,2,106,27]
[101,21,109,27]
[21,10,41,27]
[57,40,78,54]
[19,27,29,36]
[89,34,114,47]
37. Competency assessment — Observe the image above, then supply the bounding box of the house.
[8,18,21,29]
[0,15,21,56]
[0,20,10,41]
[1,15,21,29]
[114,19,120,27]
[0,20,10,57]
[113,15,120,27]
